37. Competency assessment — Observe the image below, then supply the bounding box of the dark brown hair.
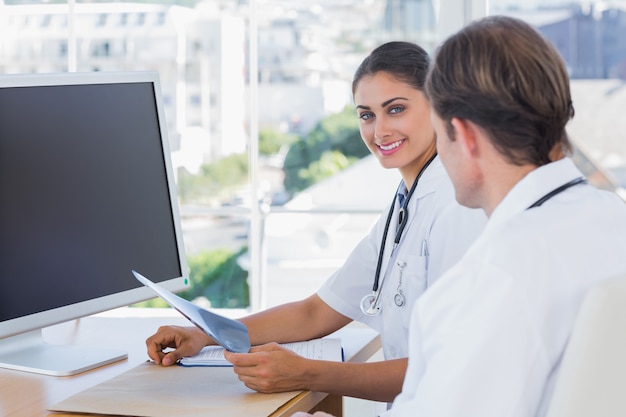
[425,15,574,166]
[352,41,430,95]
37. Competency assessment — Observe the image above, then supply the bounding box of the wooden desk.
[0,309,381,417]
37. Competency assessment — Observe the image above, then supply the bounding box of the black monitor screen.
[0,76,184,323]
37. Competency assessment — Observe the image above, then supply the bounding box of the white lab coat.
[387,158,626,417]
[317,156,486,359]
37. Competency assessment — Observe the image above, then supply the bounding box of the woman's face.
[353,71,436,182]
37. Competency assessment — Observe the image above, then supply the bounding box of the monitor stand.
[0,329,127,376]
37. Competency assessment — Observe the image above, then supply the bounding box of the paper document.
[132,270,251,353]
[179,338,343,367]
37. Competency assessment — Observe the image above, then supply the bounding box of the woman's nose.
[374,117,392,140]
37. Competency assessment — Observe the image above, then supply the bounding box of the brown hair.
[425,15,573,166]
[352,41,430,95]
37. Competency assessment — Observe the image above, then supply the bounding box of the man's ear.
[450,117,479,158]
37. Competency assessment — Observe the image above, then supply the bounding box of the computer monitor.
[0,71,189,376]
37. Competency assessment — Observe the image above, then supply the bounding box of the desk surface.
[0,309,381,417]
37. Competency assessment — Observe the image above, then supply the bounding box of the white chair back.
[546,274,626,417]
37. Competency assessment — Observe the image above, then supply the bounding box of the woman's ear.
[450,117,479,159]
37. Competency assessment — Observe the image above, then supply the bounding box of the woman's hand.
[145,325,212,366]
[224,342,316,393]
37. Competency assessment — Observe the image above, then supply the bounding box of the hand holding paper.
[132,270,251,353]
[224,343,323,393]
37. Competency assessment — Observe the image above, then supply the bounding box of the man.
[294,15,626,417]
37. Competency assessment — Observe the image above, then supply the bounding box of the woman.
[145,41,486,403]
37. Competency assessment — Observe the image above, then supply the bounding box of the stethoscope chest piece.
[394,261,406,307]
[360,293,381,316]
[394,292,405,307]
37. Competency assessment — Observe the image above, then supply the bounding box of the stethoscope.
[360,154,437,316]
[527,176,587,209]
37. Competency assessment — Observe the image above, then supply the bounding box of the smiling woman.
[354,71,437,182]
[144,40,487,406]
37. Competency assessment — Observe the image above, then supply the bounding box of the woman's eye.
[359,112,373,121]
[389,106,404,114]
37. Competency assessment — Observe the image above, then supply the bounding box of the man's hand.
[224,343,315,393]
[145,325,211,366]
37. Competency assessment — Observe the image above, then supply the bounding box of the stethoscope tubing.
[361,153,437,316]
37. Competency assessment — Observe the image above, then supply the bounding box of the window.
[1,0,623,313]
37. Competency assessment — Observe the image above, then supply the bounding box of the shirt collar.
[488,157,584,227]
[397,155,445,207]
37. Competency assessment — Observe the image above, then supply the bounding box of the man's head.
[425,16,574,213]
[426,15,573,166]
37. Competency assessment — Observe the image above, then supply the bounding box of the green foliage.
[177,153,248,204]
[283,106,368,194]
[133,247,249,309]
[298,150,356,186]
[134,295,170,308]
[155,108,367,204]
[258,128,297,156]
[308,106,368,158]
[179,247,249,308]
